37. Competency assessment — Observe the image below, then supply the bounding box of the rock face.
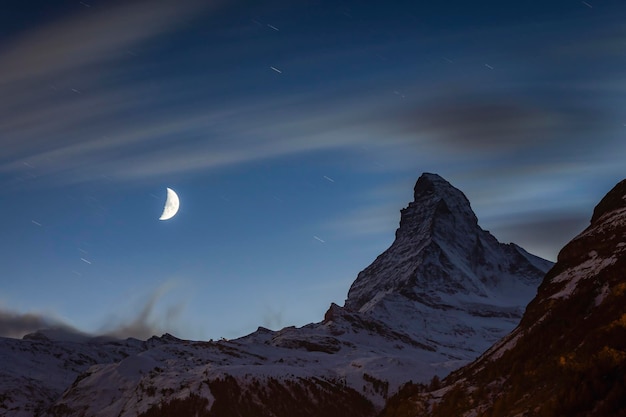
[382,178,626,417]
[0,173,552,417]
[345,173,552,360]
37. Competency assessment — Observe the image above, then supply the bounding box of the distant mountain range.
[1,173,558,417]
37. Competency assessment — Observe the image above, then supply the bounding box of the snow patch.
[594,283,611,307]
[486,330,523,361]
[550,254,617,300]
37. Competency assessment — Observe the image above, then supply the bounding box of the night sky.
[1,0,624,340]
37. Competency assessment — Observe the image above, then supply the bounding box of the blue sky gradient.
[1,0,624,340]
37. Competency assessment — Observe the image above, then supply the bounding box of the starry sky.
[1,0,624,340]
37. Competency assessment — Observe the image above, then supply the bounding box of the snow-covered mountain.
[344,173,552,360]
[0,329,149,417]
[0,173,552,417]
[381,178,626,417]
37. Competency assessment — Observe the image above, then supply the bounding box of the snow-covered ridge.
[0,334,148,417]
[544,180,626,302]
[0,173,553,417]
[549,252,617,300]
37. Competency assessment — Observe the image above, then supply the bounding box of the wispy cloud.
[0,1,452,187]
[0,308,79,339]
[0,0,212,85]
[98,283,186,340]
[1,0,623,212]
[261,305,285,330]
[0,77,393,186]
[0,0,232,185]
[0,284,186,340]
[389,88,609,157]
[488,212,589,262]
[325,203,402,239]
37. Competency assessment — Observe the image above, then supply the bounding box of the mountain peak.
[413,172,445,195]
[411,172,474,213]
[395,173,477,243]
[344,173,552,353]
[413,172,456,199]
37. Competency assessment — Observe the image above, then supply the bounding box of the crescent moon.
[159,188,180,221]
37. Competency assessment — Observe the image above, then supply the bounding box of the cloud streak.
[0,285,186,340]
[0,0,212,85]
[388,87,610,159]
[98,284,186,340]
[1,1,623,192]
[489,212,590,262]
[0,78,391,186]
[261,305,285,330]
[0,309,79,339]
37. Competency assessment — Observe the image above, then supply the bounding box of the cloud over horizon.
[0,285,186,340]
[98,285,186,340]
[0,308,78,339]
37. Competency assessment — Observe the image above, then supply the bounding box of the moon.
[159,188,180,221]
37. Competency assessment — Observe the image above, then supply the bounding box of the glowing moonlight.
[159,188,180,220]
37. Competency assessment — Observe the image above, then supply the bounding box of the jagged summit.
[394,173,477,243]
[340,173,552,365]
[411,172,465,203]
[345,173,551,316]
[412,173,476,220]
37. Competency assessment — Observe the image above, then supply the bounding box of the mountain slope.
[344,173,552,360]
[1,173,552,417]
[0,330,148,417]
[382,178,626,417]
